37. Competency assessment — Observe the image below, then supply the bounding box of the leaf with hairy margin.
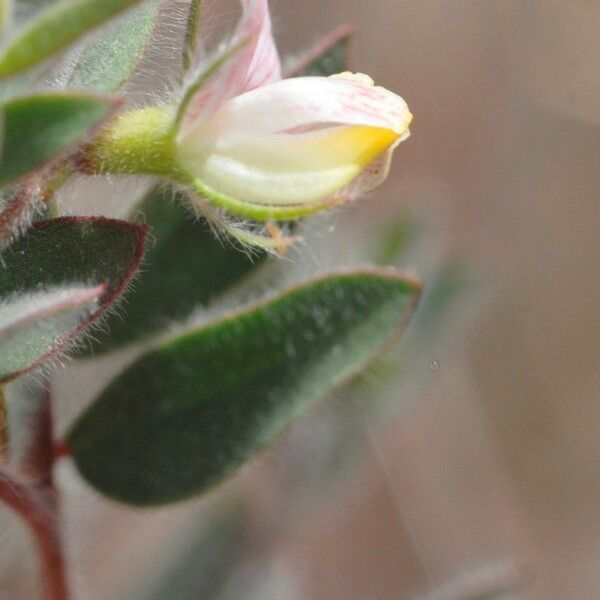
[69,0,160,92]
[0,217,146,381]
[85,185,266,355]
[0,0,147,78]
[67,268,421,506]
[0,284,104,382]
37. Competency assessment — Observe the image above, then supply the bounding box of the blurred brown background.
[4,1,600,598]
[274,0,600,600]
[258,1,600,598]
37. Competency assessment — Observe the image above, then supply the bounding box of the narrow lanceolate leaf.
[182,0,202,73]
[86,185,266,355]
[0,217,146,382]
[0,0,146,78]
[0,92,118,185]
[70,0,160,92]
[67,269,421,506]
[286,24,354,77]
[0,285,104,382]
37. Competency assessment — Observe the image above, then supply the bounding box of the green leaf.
[69,0,159,92]
[0,217,146,382]
[0,284,103,383]
[0,0,146,78]
[0,92,117,185]
[86,186,265,354]
[288,24,354,77]
[67,269,421,506]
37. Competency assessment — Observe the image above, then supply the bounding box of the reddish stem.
[0,472,69,600]
[22,388,55,486]
[0,388,8,462]
[0,167,72,248]
[53,441,71,462]
[0,382,70,600]
[0,180,40,246]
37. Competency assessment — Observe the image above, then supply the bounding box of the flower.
[175,0,412,221]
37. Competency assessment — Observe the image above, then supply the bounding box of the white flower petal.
[179,123,401,206]
[181,73,411,148]
[177,72,412,208]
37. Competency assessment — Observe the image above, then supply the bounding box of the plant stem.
[0,387,8,461]
[22,388,55,486]
[0,472,69,600]
[0,382,70,599]
[0,167,72,247]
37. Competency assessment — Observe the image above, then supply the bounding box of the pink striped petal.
[182,0,281,128]
[183,73,411,147]
[236,0,282,93]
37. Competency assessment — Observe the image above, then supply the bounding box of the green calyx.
[86,106,182,178]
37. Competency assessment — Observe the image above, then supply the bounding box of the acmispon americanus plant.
[0,1,420,599]
[86,0,412,247]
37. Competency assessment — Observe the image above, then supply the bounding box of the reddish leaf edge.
[0,216,147,384]
[285,23,356,78]
[0,283,106,339]
[58,267,421,466]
